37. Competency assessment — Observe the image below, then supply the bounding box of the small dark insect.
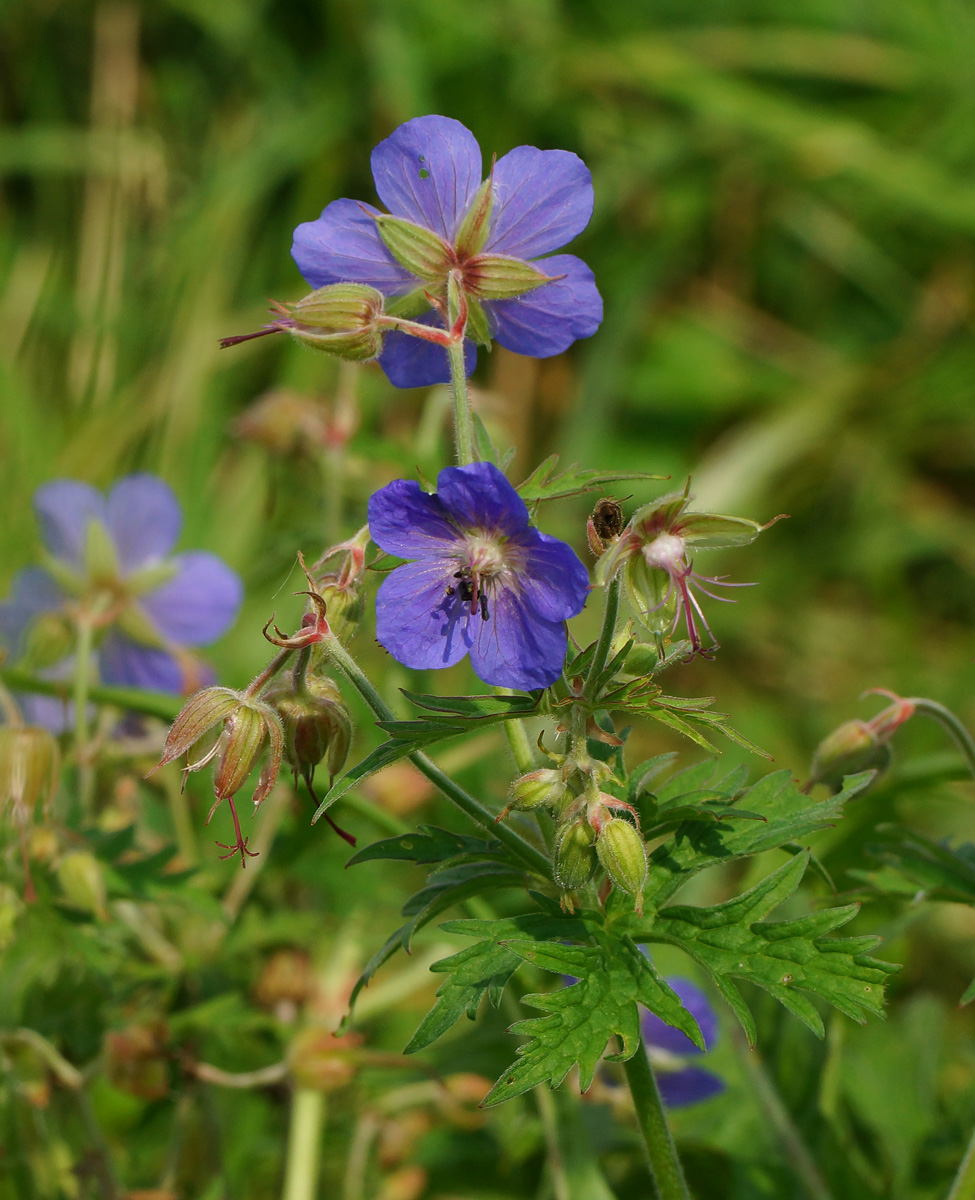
[591,497,624,541]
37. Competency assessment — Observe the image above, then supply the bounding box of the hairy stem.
[282,1088,326,1200]
[910,697,975,784]
[584,574,620,701]
[73,614,96,815]
[447,337,476,466]
[319,634,551,879]
[623,1041,692,1200]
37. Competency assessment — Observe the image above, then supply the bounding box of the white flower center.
[643,532,686,573]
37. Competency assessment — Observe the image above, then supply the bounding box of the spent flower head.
[598,487,782,659]
[0,475,242,730]
[368,461,590,691]
[292,115,603,387]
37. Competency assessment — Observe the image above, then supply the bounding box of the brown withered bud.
[103,1023,170,1100]
[287,1027,362,1092]
[587,497,625,557]
[266,675,352,788]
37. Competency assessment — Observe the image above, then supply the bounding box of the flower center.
[643,532,686,574]
[443,534,520,622]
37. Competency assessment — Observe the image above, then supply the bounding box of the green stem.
[244,646,295,699]
[949,1121,975,1200]
[319,634,551,879]
[623,1040,692,1200]
[503,712,536,775]
[447,337,476,466]
[73,614,96,815]
[584,575,620,702]
[282,1088,326,1200]
[910,698,975,784]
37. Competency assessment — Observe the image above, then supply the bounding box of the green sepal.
[465,253,553,300]
[518,456,665,504]
[374,214,451,282]
[454,175,494,258]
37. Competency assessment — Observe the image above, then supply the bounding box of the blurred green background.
[3,0,975,1197]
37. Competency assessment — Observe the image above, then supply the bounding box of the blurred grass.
[4,0,975,1195]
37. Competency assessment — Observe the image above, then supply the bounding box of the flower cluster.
[368,461,590,691]
[292,115,603,387]
[0,475,242,729]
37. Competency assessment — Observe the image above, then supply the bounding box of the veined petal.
[378,314,476,388]
[106,474,182,572]
[367,479,459,558]
[485,146,594,259]
[0,568,66,655]
[468,588,567,690]
[292,198,416,294]
[139,552,242,646]
[436,462,529,538]
[657,1067,724,1109]
[486,255,602,358]
[376,559,475,671]
[514,529,590,622]
[34,480,105,568]
[371,115,482,241]
[99,632,185,693]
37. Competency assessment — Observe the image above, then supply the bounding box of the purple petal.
[0,568,66,655]
[657,1066,725,1109]
[14,656,82,734]
[376,559,475,671]
[436,463,529,538]
[34,481,105,568]
[106,475,182,573]
[642,977,719,1056]
[486,255,602,359]
[485,146,594,259]
[467,588,567,690]
[292,198,416,294]
[139,552,242,646]
[514,529,590,622]
[99,632,185,693]
[371,115,482,241]
[378,315,477,388]
[367,479,459,558]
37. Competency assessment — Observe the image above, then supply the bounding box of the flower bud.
[806,720,883,792]
[56,850,108,919]
[553,818,597,891]
[374,215,452,282]
[0,725,60,826]
[287,1027,362,1092]
[213,701,282,803]
[596,819,648,914]
[499,769,569,822]
[282,284,387,361]
[266,675,352,786]
[103,1023,169,1100]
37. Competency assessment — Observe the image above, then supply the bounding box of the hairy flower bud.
[498,769,569,822]
[266,675,352,787]
[596,818,648,914]
[553,818,597,891]
[0,725,60,827]
[280,284,387,361]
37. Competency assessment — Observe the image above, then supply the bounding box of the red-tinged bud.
[214,702,279,802]
[805,712,900,793]
[374,214,452,282]
[280,284,387,361]
[553,818,597,891]
[312,528,370,646]
[103,1023,169,1100]
[152,686,243,771]
[56,850,108,919]
[595,818,648,914]
[266,675,352,787]
[0,726,60,826]
[463,254,554,300]
[498,768,570,822]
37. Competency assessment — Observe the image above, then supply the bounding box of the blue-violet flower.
[642,976,725,1107]
[292,114,603,388]
[0,475,243,730]
[367,462,589,690]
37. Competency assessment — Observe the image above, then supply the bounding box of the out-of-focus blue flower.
[642,976,725,1108]
[292,114,603,388]
[0,475,243,729]
[367,461,589,691]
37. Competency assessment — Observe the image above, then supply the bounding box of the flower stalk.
[622,1039,692,1200]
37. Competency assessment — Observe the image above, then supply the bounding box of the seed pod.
[553,818,597,891]
[266,675,352,786]
[0,725,60,826]
[596,818,648,914]
[283,283,387,361]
